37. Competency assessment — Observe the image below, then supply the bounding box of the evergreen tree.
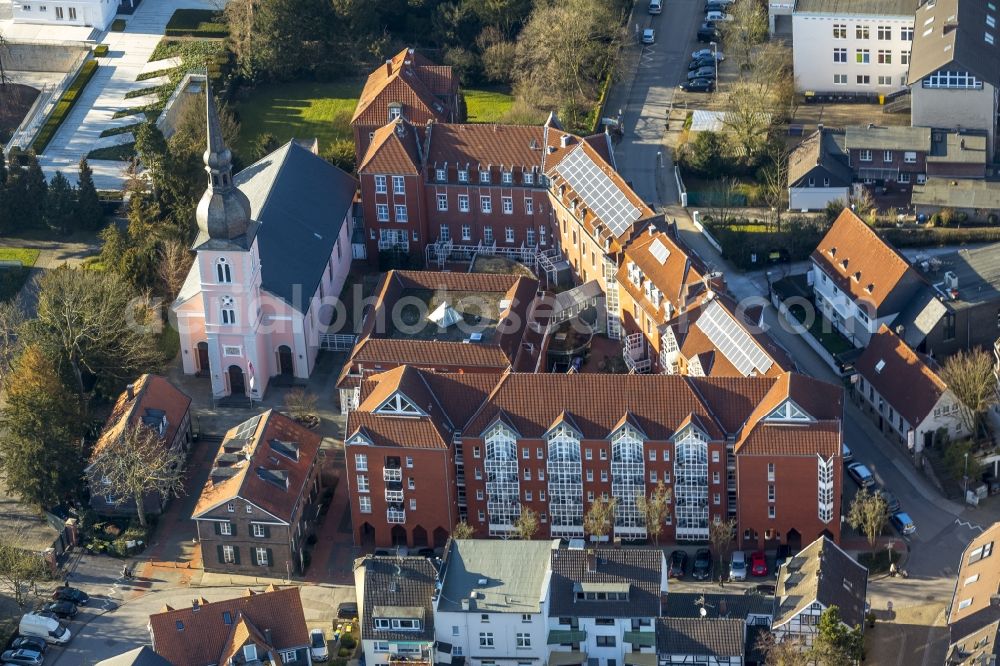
[0,151,9,234]
[45,171,77,235]
[0,345,84,508]
[8,151,48,230]
[0,150,7,187]
[76,158,104,230]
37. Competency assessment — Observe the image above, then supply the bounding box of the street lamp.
[963,452,969,495]
[711,42,719,92]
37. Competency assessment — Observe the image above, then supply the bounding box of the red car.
[750,551,768,576]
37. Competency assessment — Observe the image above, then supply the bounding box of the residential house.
[11,0,117,31]
[354,555,439,666]
[147,586,311,665]
[192,410,322,576]
[661,593,774,628]
[171,90,356,399]
[655,618,745,666]
[810,208,925,347]
[547,546,665,666]
[336,270,545,413]
[772,536,869,646]
[946,521,1000,666]
[926,130,989,180]
[95,647,173,666]
[789,0,918,95]
[434,539,554,664]
[854,325,967,453]
[787,127,851,211]
[345,366,845,549]
[351,48,460,165]
[844,125,930,196]
[908,0,1000,162]
[87,375,192,518]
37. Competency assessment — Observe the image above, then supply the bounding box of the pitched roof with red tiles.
[618,224,711,320]
[737,420,842,456]
[352,48,456,126]
[358,118,423,174]
[149,586,309,666]
[192,410,320,520]
[854,324,951,426]
[425,123,549,170]
[90,374,191,462]
[811,208,923,313]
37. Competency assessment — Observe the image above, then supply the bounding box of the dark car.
[744,583,776,596]
[688,67,717,81]
[42,601,77,619]
[337,602,358,620]
[680,78,715,92]
[9,638,45,655]
[52,587,89,605]
[692,548,713,580]
[697,27,722,42]
[415,548,436,558]
[668,550,688,578]
[877,488,901,513]
[689,57,716,70]
[774,544,792,576]
[1,649,44,666]
[847,462,875,489]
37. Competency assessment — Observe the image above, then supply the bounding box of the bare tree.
[939,349,997,441]
[709,176,741,225]
[452,521,475,539]
[719,0,768,73]
[90,424,186,528]
[0,298,24,390]
[513,505,540,540]
[754,630,806,666]
[157,239,193,302]
[636,481,672,546]
[0,532,49,608]
[709,518,737,583]
[583,496,617,542]
[846,489,888,556]
[761,148,789,230]
[721,42,794,158]
[285,388,319,422]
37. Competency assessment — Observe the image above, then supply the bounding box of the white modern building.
[435,539,555,666]
[791,0,919,95]
[11,0,116,31]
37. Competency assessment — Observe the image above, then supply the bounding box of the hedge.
[706,217,828,270]
[32,59,99,154]
[164,8,227,37]
[110,18,126,31]
[94,44,109,56]
[880,226,1000,248]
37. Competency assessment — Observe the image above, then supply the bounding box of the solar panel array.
[649,238,671,265]
[232,414,263,441]
[695,300,774,376]
[556,147,641,237]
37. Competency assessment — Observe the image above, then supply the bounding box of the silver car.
[729,551,747,581]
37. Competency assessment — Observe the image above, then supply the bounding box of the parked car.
[746,583,776,596]
[689,57,716,70]
[691,48,724,61]
[17,614,70,646]
[750,551,768,576]
[51,588,88,606]
[309,628,329,662]
[668,550,688,578]
[649,0,662,13]
[847,462,875,489]
[842,443,854,463]
[40,602,76,620]
[697,27,722,42]
[688,67,717,81]
[1,649,44,666]
[680,78,715,92]
[9,639,45,655]
[337,602,358,620]
[774,544,792,577]
[877,488,901,513]
[729,551,747,581]
[704,0,734,7]
[642,28,656,44]
[692,548,713,580]
[415,548,436,558]
[704,10,732,22]
[890,511,917,536]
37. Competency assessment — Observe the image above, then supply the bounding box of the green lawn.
[0,248,40,267]
[87,142,137,161]
[235,80,363,157]
[787,303,854,356]
[0,248,39,302]
[464,87,514,123]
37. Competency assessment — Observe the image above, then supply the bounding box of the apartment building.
[946,521,1000,666]
[790,0,918,95]
[11,0,117,30]
[787,127,852,212]
[345,366,844,549]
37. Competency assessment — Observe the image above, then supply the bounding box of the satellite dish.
[699,607,707,618]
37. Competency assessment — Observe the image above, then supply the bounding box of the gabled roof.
[788,128,852,188]
[854,325,950,426]
[360,555,438,642]
[192,410,320,521]
[948,521,1000,662]
[549,547,664,618]
[810,208,923,313]
[618,223,712,319]
[234,141,357,313]
[907,0,1000,87]
[774,536,869,630]
[352,47,455,126]
[90,374,191,463]
[96,647,174,666]
[655,617,745,657]
[148,587,309,666]
[425,123,549,171]
[358,118,423,174]
[438,539,554,613]
[662,592,774,620]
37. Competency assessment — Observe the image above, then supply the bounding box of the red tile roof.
[854,324,949,426]
[425,124,548,170]
[352,48,456,126]
[90,374,191,462]
[358,119,423,175]
[736,420,841,456]
[618,224,712,320]
[148,587,309,666]
[192,410,320,520]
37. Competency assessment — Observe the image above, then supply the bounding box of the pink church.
[171,91,357,399]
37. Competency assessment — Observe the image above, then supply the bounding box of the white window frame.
[437,193,448,211]
[220,522,232,536]
[392,176,405,195]
[256,547,268,566]
[481,196,492,214]
[374,175,387,194]
[376,204,389,222]
[252,523,265,538]
[459,195,470,212]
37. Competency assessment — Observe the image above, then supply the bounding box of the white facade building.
[791,0,918,95]
[11,0,116,30]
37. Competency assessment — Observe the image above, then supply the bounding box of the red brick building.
[345,366,843,550]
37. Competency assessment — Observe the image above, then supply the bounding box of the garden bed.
[87,142,136,161]
[471,255,536,277]
[165,9,227,37]
[857,548,900,575]
[32,59,99,153]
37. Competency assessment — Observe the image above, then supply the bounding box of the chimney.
[586,549,597,572]
[719,598,729,616]
[126,383,135,400]
[264,629,273,646]
[990,594,1000,607]
[817,123,823,132]
[461,598,470,611]
[191,599,200,612]
[961,139,966,150]
[560,134,571,148]
[647,224,655,236]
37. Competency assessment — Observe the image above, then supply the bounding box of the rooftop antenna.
[694,595,714,619]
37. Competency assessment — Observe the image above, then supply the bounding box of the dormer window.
[480,169,491,184]
[853,271,861,282]
[436,168,447,182]
[828,247,837,257]
[524,172,534,185]
[840,259,849,270]
[458,169,469,183]
[373,607,423,632]
[388,103,402,120]
[502,171,513,184]
[573,582,630,601]
[216,258,232,283]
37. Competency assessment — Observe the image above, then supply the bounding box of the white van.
[19,612,72,645]
[649,0,662,13]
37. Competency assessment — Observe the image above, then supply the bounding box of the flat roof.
[914,243,1000,310]
[928,131,988,165]
[844,126,931,152]
[913,178,1000,211]
[438,539,555,614]
[794,0,920,16]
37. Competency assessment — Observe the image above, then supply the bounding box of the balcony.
[548,629,587,645]
[383,468,402,482]
[385,488,404,503]
[387,509,406,524]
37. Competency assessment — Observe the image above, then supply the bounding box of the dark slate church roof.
[234,141,357,313]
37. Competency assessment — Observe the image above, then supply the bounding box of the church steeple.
[194,80,255,249]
